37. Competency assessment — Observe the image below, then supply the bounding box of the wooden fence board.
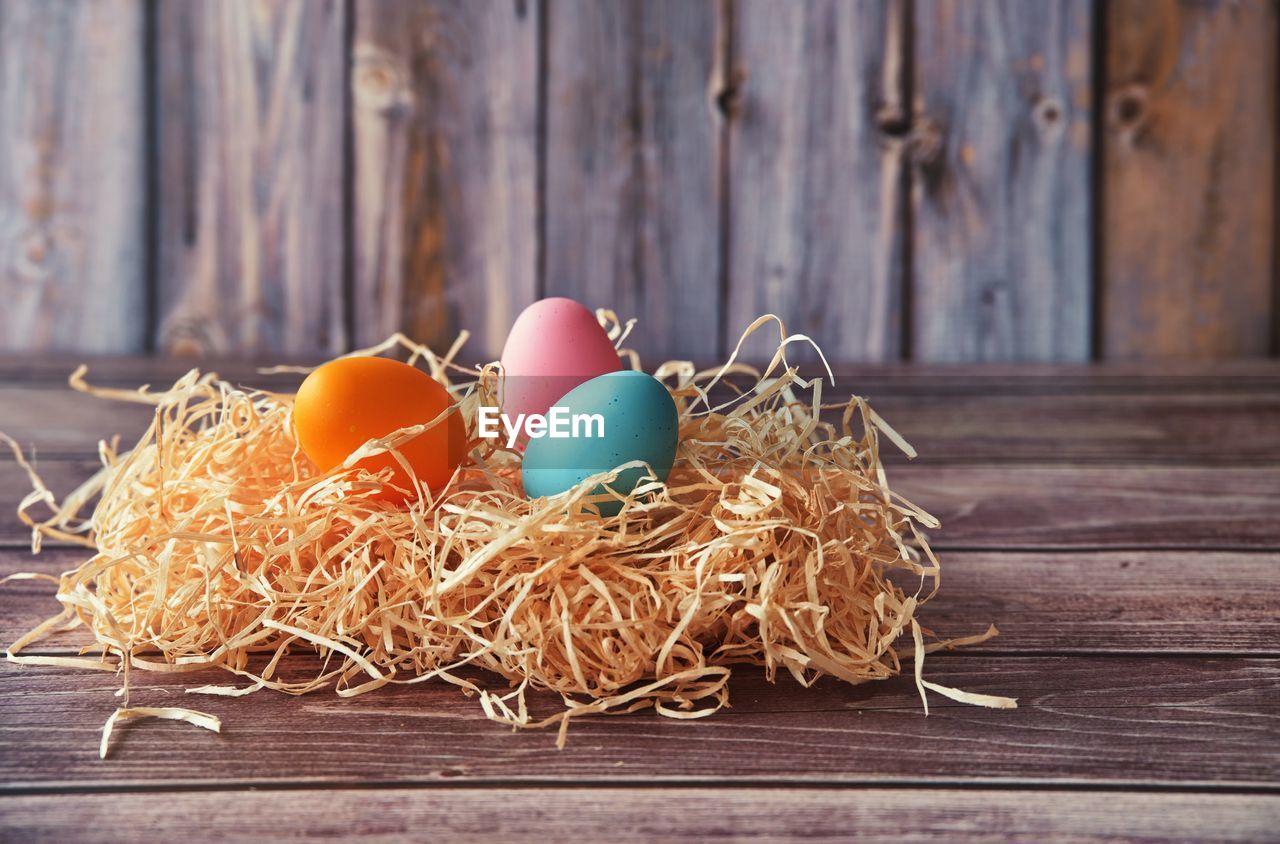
[3,3,1280,364]
[352,0,539,359]
[542,0,721,361]
[154,0,347,358]
[726,0,906,362]
[5,548,1277,655]
[0,0,147,354]
[1102,0,1278,358]
[912,0,1093,362]
[2,789,1276,843]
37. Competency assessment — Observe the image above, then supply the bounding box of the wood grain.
[0,367,1276,836]
[6,356,1280,393]
[912,0,1092,362]
[0,13,1275,836]
[5,386,1280,463]
[869,391,1280,464]
[1102,0,1278,359]
[1,789,1277,843]
[892,464,1280,549]
[543,0,721,361]
[0,656,1275,788]
[7,460,1280,552]
[726,0,906,362]
[154,0,347,358]
[352,0,539,358]
[0,0,146,354]
[0,386,157,460]
[919,550,1280,654]
[5,548,1277,655]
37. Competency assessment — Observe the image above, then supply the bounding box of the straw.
[4,315,1014,753]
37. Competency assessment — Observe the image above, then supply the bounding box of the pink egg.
[499,298,622,439]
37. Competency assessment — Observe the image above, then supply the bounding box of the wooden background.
[0,0,1276,363]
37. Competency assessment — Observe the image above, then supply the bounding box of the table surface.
[0,357,1277,842]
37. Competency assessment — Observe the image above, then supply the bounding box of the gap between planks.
[0,779,1277,798]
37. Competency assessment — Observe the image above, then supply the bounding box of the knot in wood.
[711,67,746,121]
[12,228,57,282]
[1033,96,1066,137]
[875,104,911,139]
[352,46,411,115]
[907,115,945,169]
[161,318,225,358]
[1108,84,1149,135]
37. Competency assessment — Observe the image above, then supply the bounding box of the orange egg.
[293,357,466,503]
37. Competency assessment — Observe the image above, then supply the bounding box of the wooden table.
[1,359,1278,842]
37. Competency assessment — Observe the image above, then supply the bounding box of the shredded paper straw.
[4,316,1014,754]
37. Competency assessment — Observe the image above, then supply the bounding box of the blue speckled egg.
[521,371,678,516]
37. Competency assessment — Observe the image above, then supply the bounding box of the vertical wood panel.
[1102,0,1277,359]
[912,0,1093,362]
[155,0,347,357]
[352,0,538,359]
[0,0,146,353]
[543,0,721,362]
[727,0,905,362]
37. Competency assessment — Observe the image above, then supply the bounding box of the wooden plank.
[351,0,539,359]
[5,357,1280,394]
[7,461,1280,552]
[2,601,1274,713]
[1,789,1276,843]
[0,387,157,460]
[1102,0,1278,359]
[543,0,721,361]
[912,0,1092,362]
[920,550,1280,654]
[4,387,1280,463]
[0,656,1275,787]
[727,0,905,362]
[869,391,1280,464]
[893,464,1280,550]
[154,0,347,358]
[0,0,146,354]
[0,458,99,546]
[5,548,1277,655]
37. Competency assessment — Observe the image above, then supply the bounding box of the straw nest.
[4,315,1014,755]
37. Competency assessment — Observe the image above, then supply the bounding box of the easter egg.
[499,297,621,430]
[521,370,678,516]
[293,357,466,503]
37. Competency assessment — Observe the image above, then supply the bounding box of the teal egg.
[521,371,678,515]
